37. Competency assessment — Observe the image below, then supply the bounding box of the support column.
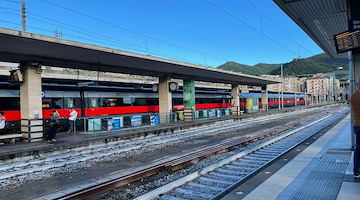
[261,85,268,111]
[349,0,360,149]
[231,84,240,115]
[349,52,360,149]
[20,63,43,142]
[183,79,195,121]
[158,75,172,124]
[294,92,297,107]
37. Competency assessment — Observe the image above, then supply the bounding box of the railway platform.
[221,114,359,200]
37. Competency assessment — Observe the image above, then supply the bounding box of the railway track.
[0,108,318,186]
[39,107,347,200]
[136,110,347,200]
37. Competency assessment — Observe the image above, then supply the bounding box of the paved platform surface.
[222,115,360,200]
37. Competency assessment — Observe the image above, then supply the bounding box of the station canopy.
[0,28,278,87]
[273,0,349,58]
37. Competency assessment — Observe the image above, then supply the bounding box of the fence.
[47,108,233,134]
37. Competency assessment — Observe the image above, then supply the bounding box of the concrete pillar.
[20,63,43,142]
[183,79,195,121]
[158,75,172,124]
[231,84,240,115]
[349,52,360,149]
[294,92,297,107]
[261,85,268,111]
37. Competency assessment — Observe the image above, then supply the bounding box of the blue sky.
[0,0,323,68]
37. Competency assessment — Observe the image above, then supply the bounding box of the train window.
[9,98,20,110]
[0,97,20,111]
[196,98,208,104]
[85,98,99,108]
[195,98,201,104]
[109,98,121,107]
[64,98,76,109]
[147,98,159,106]
[75,98,82,108]
[51,98,63,109]
[42,99,52,109]
[134,98,159,106]
[172,98,183,105]
[101,98,110,107]
[123,97,135,105]
[134,98,148,106]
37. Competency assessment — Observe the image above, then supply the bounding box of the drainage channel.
[135,112,339,200]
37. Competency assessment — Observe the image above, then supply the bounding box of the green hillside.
[218,62,280,76]
[217,53,348,76]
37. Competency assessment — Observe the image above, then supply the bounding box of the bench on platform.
[0,134,22,144]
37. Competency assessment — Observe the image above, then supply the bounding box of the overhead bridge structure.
[0,28,276,86]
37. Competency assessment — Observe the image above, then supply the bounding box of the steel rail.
[135,113,340,200]
[47,116,318,200]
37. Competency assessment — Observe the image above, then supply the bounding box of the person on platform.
[49,110,60,143]
[0,112,6,134]
[68,108,78,134]
[351,77,360,178]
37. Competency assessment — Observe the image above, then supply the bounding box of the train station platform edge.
[223,115,359,200]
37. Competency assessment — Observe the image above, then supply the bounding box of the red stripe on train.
[2,110,20,121]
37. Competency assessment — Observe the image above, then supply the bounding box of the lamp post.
[281,65,284,109]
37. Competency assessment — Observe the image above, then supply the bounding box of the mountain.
[218,62,280,76]
[217,53,348,77]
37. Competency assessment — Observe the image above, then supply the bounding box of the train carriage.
[0,82,309,133]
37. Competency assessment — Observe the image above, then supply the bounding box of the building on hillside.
[261,75,281,92]
[283,76,301,92]
[261,75,301,93]
[299,78,308,92]
[306,74,340,102]
[339,80,350,100]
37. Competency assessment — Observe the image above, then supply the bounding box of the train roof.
[240,93,308,98]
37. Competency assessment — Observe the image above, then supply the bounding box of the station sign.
[348,18,360,32]
[334,30,360,53]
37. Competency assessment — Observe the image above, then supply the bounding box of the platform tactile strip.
[290,178,342,200]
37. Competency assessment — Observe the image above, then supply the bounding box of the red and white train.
[0,83,309,132]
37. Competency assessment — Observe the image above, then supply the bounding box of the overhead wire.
[245,0,314,56]
[0,0,20,4]
[26,13,146,52]
[39,0,229,65]
[0,19,18,25]
[0,6,19,12]
[25,23,198,64]
[25,13,201,64]
[205,0,300,56]
[0,7,20,15]
[0,6,203,64]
